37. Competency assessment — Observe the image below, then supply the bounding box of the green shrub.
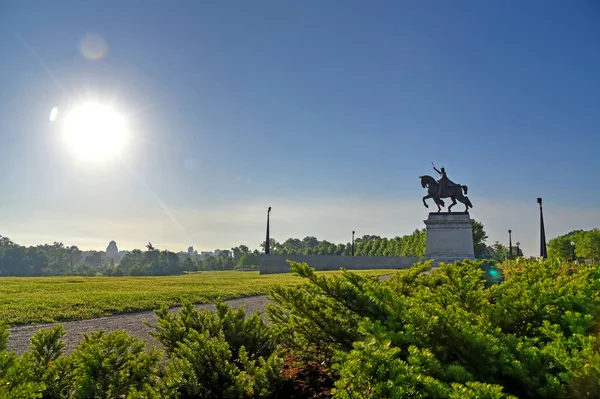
[66,329,164,399]
[267,264,393,360]
[165,329,249,398]
[150,300,277,361]
[0,352,44,398]
[332,338,516,399]
[24,325,70,399]
[150,300,285,398]
[0,323,45,398]
[238,347,286,398]
[267,259,600,398]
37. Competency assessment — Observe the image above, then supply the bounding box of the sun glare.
[62,103,127,159]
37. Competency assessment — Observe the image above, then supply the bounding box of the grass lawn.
[0,269,395,326]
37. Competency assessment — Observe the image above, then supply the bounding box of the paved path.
[7,295,271,355]
[7,274,396,355]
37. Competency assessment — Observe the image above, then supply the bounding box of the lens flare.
[80,34,108,61]
[49,107,59,122]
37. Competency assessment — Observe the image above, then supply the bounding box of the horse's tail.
[467,197,473,208]
[461,185,468,195]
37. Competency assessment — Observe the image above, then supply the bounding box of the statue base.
[423,212,475,266]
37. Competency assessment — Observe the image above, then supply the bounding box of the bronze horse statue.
[419,175,473,212]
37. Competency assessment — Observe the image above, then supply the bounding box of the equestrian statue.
[420,162,473,212]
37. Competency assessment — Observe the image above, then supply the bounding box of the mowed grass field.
[0,270,395,326]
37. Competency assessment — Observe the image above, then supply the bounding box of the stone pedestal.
[424,212,475,265]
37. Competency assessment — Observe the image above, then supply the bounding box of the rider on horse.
[421,164,472,212]
[432,163,454,198]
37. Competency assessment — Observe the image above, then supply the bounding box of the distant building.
[106,240,119,260]
[188,246,194,256]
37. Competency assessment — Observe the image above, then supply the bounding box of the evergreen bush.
[267,259,600,398]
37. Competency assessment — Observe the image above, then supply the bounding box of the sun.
[62,103,127,159]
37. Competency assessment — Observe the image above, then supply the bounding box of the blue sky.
[0,1,599,254]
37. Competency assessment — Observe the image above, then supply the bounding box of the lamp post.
[265,207,271,255]
[352,231,355,256]
[508,229,513,260]
[537,198,548,259]
[571,241,576,263]
[516,242,521,258]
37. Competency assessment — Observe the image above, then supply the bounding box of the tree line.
[115,243,264,276]
[0,220,545,277]
[0,236,93,276]
[260,231,427,257]
[262,221,501,259]
[0,236,267,277]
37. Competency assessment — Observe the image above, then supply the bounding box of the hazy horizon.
[3,195,599,256]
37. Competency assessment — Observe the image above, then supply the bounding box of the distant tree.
[162,251,182,275]
[548,235,575,259]
[219,249,232,259]
[315,241,332,256]
[480,241,509,262]
[282,238,302,253]
[39,242,70,275]
[144,245,160,266]
[356,235,381,244]
[0,235,16,250]
[218,250,234,270]
[203,255,217,270]
[66,245,82,273]
[237,253,253,267]
[342,243,352,256]
[0,246,29,275]
[231,245,250,265]
[547,229,596,261]
[260,238,280,254]
[577,229,600,263]
[130,264,145,276]
[472,221,488,256]
[26,247,49,275]
[118,249,142,274]
[84,252,102,268]
[115,247,183,276]
[301,236,319,252]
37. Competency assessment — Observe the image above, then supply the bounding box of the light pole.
[516,242,521,258]
[537,198,548,259]
[571,241,576,262]
[352,231,355,256]
[265,207,271,255]
[508,229,513,259]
